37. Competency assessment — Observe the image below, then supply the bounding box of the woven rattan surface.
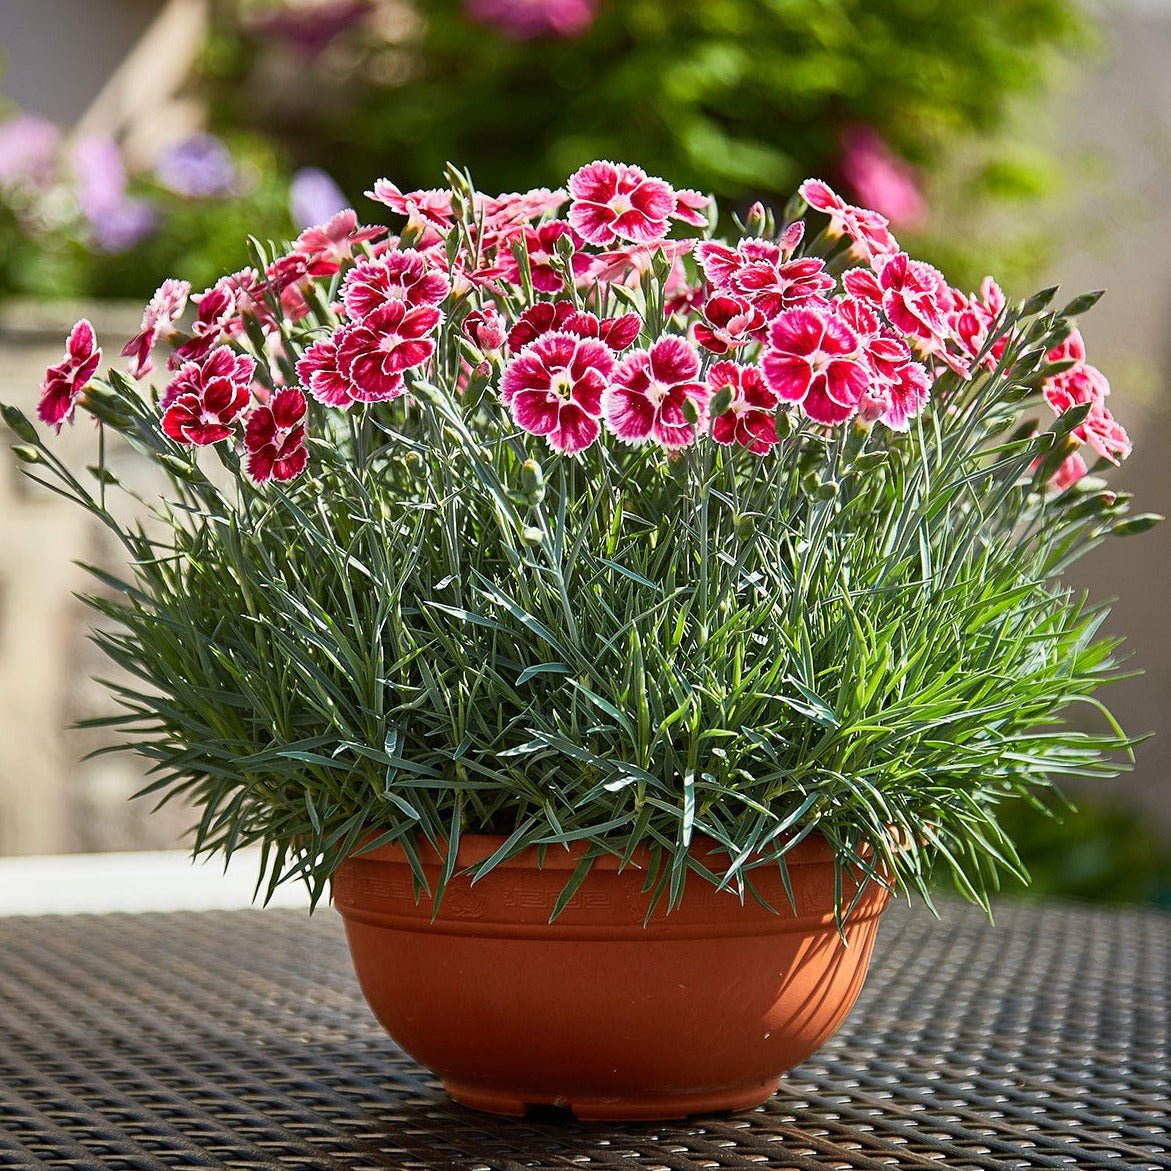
[0,897,1167,1170]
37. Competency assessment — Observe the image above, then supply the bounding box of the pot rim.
[346,829,858,873]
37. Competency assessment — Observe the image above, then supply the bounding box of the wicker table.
[1,898,1167,1170]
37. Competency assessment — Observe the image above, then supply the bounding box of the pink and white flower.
[244,387,308,483]
[365,180,455,242]
[294,209,385,276]
[169,275,245,368]
[761,306,870,426]
[499,220,596,293]
[603,336,710,449]
[859,335,931,431]
[567,161,676,247]
[798,178,899,264]
[671,189,712,229]
[693,293,764,354]
[161,346,254,445]
[122,279,189,379]
[341,251,450,319]
[507,301,578,351]
[463,306,508,356]
[696,239,833,319]
[336,302,442,403]
[707,361,780,454]
[37,318,101,429]
[297,334,357,408]
[500,332,614,453]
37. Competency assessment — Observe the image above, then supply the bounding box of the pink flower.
[560,309,642,352]
[481,187,567,228]
[341,251,450,319]
[507,301,578,351]
[499,220,595,293]
[839,126,927,232]
[121,279,190,380]
[671,189,712,229]
[567,161,676,247]
[169,275,244,368]
[707,361,780,454]
[1049,451,1089,492]
[37,318,102,429]
[366,180,455,241]
[603,336,710,449]
[464,0,596,40]
[859,335,931,431]
[693,293,764,354]
[463,307,507,355]
[297,334,357,408]
[336,302,442,402]
[696,239,833,319]
[294,209,385,276]
[500,332,614,453]
[798,178,899,264]
[244,387,309,483]
[161,346,254,445]
[948,277,1008,369]
[592,238,694,286]
[761,306,870,426]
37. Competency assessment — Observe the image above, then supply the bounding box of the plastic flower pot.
[332,834,891,1121]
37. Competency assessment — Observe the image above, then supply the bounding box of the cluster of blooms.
[36,159,1132,493]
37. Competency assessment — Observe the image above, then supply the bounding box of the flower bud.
[709,384,735,419]
[521,458,546,505]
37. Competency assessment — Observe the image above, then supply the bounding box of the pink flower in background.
[336,302,443,402]
[0,113,61,190]
[245,388,309,483]
[341,252,451,319]
[501,332,613,453]
[762,306,869,425]
[603,336,710,449]
[246,0,373,57]
[37,319,101,429]
[464,0,597,40]
[707,361,780,454]
[297,334,357,408]
[161,346,254,446]
[294,209,385,276]
[567,161,676,247]
[122,279,190,379]
[693,294,764,354]
[839,126,927,232]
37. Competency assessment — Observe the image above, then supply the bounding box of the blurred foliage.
[203,0,1090,287]
[0,127,296,301]
[998,796,1171,907]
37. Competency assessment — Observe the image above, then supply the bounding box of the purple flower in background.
[91,198,157,253]
[463,0,597,39]
[290,166,348,230]
[155,133,238,198]
[0,113,62,190]
[71,135,156,253]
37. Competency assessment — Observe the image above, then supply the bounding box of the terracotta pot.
[332,833,891,1121]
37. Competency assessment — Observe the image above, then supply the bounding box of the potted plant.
[3,161,1156,1120]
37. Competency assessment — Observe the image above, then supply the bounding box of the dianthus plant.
[5,162,1158,917]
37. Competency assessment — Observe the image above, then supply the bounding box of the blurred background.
[0,0,1167,904]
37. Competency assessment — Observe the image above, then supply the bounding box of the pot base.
[443,1076,782,1121]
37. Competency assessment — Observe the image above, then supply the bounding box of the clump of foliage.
[3,162,1155,918]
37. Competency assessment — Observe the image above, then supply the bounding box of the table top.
[0,896,1167,1171]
